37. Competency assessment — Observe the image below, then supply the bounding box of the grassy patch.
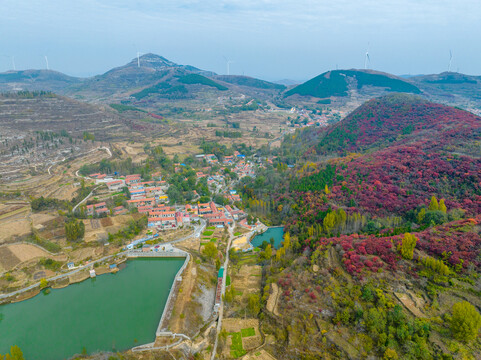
[210,238,218,243]
[179,74,228,91]
[207,226,216,230]
[230,332,246,358]
[241,327,256,337]
[226,276,231,286]
[203,230,214,236]
[234,232,242,236]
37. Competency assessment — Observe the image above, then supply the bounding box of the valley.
[0,55,481,360]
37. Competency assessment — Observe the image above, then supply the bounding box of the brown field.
[31,213,57,227]
[231,264,262,296]
[67,247,103,264]
[83,214,132,242]
[0,217,31,244]
[0,243,66,273]
[0,246,21,272]
[8,243,53,262]
[243,349,277,360]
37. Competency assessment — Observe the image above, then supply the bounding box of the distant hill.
[285,69,421,99]
[314,93,480,155]
[0,70,81,93]
[213,75,286,90]
[410,72,481,101]
[66,53,219,98]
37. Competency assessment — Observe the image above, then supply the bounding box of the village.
[80,150,262,248]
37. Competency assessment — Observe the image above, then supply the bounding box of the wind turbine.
[44,55,49,70]
[137,52,142,68]
[448,50,453,72]
[11,56,16,71]
[223,56,234,75]
[364,44,371,70]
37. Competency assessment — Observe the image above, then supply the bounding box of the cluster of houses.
[85,173,169,217]
[85,156,249,230]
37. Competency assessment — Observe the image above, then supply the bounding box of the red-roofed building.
[106,179,125,191]
[86,202,109,216]
[127,198,155,208]
[138,205,154,213]
[113,206,128,216]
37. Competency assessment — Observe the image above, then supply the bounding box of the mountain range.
[0,54,480,109]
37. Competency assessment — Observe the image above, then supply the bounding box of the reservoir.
[0,258,184,360]
[250,227,284,249]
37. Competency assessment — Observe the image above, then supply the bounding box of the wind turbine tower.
[364,45,371,70]
[11,56,16,71]
[44,56,49,70]
[137,52,141,68]
[223,56,234,75]
[448,50,453,72]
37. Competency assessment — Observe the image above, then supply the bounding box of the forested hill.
[284,69,421,98]
[314,93,481,155]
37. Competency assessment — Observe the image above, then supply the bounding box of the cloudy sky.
[1,0,480,80]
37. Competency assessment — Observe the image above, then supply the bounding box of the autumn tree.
[1,345,25,360]
[260,244,272,260]
[417,208,426,223]
[449,301,481,342]
[284,232,291,249]
[428,196,439,211]
[400,233,417,260]
[39,278,48,289]
[439,199,447,213]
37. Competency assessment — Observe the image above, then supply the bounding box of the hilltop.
[0,69,81,93]
[285,69,421,99]
[314,93,480,155]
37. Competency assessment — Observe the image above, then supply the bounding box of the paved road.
[211,221,235,360]
[0,253,117,300]
[72,185,101,213]
[0,219,203,301]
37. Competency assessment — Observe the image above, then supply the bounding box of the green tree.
[64,218,85,242]
[400,233,417,260]
[203,242,217,261]
[449,301,481,342]
[247,294,260,315]
[428,196,439,211]
[439,199,447,213]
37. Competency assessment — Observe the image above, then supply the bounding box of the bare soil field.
[67,247,103,264]
[0,246,21,272]
[266,283,280,316]
[83,214,132,242]
[0,217,31,243]
[231,264,262,297]
[31,213,57,228]
[243,349,277,360]
[7,243,58,262]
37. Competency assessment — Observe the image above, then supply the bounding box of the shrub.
[449,301,481,342]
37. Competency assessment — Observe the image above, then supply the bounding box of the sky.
[1,0,480,81]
